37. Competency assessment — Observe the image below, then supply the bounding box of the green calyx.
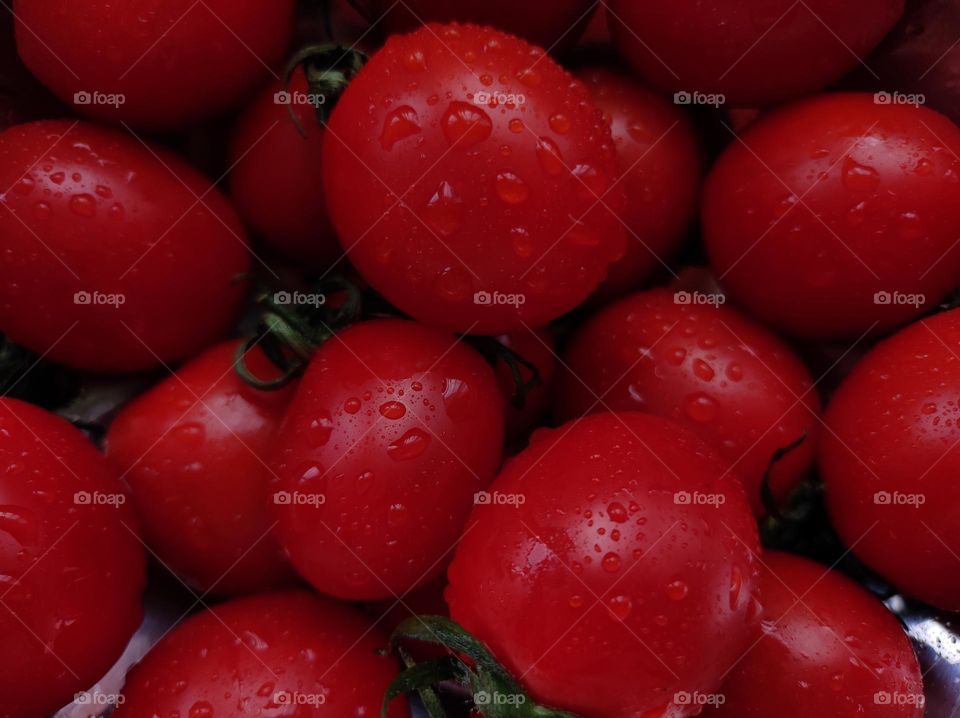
[282,42,368,134]
[382,615,578,718]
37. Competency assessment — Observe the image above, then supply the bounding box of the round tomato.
[555,288,820,515]
[229,69,340,270]
[0,120,250,372]
[106,341,297,596]
[366,0,596,53]
[606,0,904,106]
[0,398,145,718]
[446,411,761,718]
[13,0,295,130]
[323,23,625,334]
[577,67,702,299]
[821,308,960,611]
[271,319,504,600]
[706,552,923,718]
[704,93,960,339]
[114,590,406,718]
[493,328,556,444]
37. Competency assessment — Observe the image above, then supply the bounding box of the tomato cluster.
[0,1,955,717]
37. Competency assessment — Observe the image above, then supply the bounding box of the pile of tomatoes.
[2,1,960,717]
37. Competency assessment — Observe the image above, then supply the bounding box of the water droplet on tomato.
[379,401,406,420]
[433,266,472,301]
[665,579,688,601]
[380,105,421,150]
[536,136,565,176]
[841,157,880,192]
[607,594,632,621]
[601,552,621,573]
[344,397,361,414]
[508,118,524,134]
[607,502,628,523]
[387,428,430,460]
[692,359,715,382]
[442,102,492,148]
[549,112,571,134]
[423,180,464,236]
[684,393,718,423]
[495,171,530,205]
[308,416,333,446]
[69,193,96,217]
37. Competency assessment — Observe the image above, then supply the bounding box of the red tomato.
[13,0,295,130]
[704,93,960,339]
[0,120,250,372]
[106,342,297,596]
[229,70,340,270]
[272,320,505,600]
[323,24,626,334]
[446,412,761,718]
[821,308,960,611]
[555,288,819,515]
[493,328,556,444]
[366,0,596,53]
[0,398,145,718]
[114,590,406,718]
[606,0,904,106]
[707,552,924,718]
[577,67,702,299]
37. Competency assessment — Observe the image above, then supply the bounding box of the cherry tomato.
[229,70,340,270]
[446,411,761,718]
[577,67,702,299]
[114,590,406,718]
[0,398,145,718]
[821,308,960,611]
[493,328,556,444]
[703,93,960,339]
[272,319,505,600]
[606,0,904,106]
[0,120,251,372]
[323,23,626,334]
[106,341,297,596]
[13,0,295,130]
[366,0,596,53]
[706,552,924,718]
[555,288,819,515]
[0,12,62,132]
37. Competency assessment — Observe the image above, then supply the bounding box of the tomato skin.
[106,342,297,596]
[229,70,340,270]
[367,0,596,53]
[493,328,556,444]
[577,67,702,299]
[13,0,295,130]
[272,320,505,600]
[323,23,626,334]
[114,590,406,718]
[446,412,761,718]
[0,120,251,372]
[704,93,960,340]
[706,552,923,718]
[606,0,904,106]
[0,398,145,718]
[555,288,819,515]
[821,308,960,611]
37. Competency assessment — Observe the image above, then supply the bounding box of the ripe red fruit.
[323,23,625,334]
[114,591,407,718]
[706,552,923,718]
[0,120,251,372]
[704,93,960,339]
[555,288,819,514]
[106,342,297,595]
[0,398,145,718]
[271,320,505,600]
[447,412,761,718]
[606,0,904,106]
[821,308,960,610]
[14,0,295,130]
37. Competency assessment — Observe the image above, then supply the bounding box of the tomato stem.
[282,42,368,135]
